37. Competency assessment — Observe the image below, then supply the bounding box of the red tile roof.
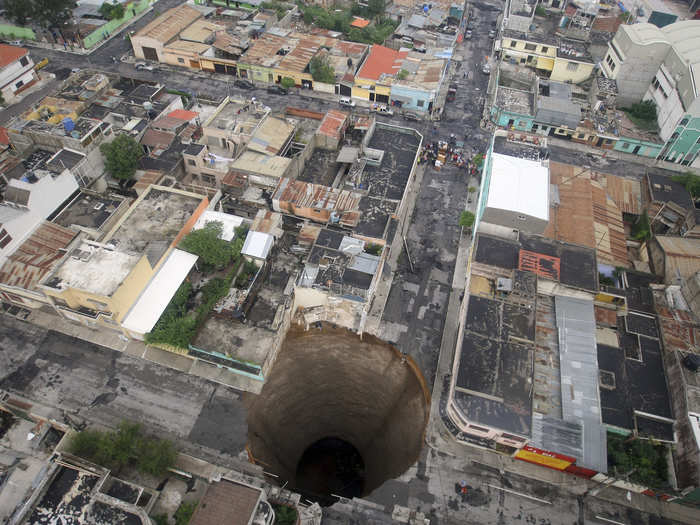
[0,44,27,69]
[351,17,370,28]
[0,127,9,145]
[0,221,77,290]
[168,109,199,121]
[357,45,408,81]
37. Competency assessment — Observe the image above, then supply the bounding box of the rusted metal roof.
[278,38,320,73]
[318,110,348,139]
[134,5,201,43]
[273,177,361,212]
[240,33,287,67]
[141,128,175,149]
[0,221,77,290]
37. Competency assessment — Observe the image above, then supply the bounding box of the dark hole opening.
[295,437,365,506]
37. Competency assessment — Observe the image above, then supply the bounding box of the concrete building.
[476,133,550,237]
[0,44,37,104]
[643,173,696,236]
[130,4,202,62]
[499,6,596,84]
[601,21,700,166]
[38,186,208,332]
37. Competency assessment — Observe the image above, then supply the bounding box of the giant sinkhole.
[246,324,430,506]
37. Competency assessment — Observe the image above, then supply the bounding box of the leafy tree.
[140,437,178,476]
[607,432,668,488]
[174,501,198,525]
[280,77,296,89]
[671,172,700,200]
[628,100,657,122]
[397,69,409,80]
[68,421,177,475]
[146,313,197,349]
[631,211,651,242]
[99,1,125,20]
[309,54,336,84]
[4,0,33,26]
[179,221,233,270]
[100,134,144,182]
[33,0,77,28]
[459,210,475,228]
[272,504,298,525]
[367,0,385,17]
[152,515,168,525]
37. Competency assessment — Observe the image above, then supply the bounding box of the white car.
[135,62,155,71]
[482,63,491,74]
[373,104,394,116]
[339,96,356,107]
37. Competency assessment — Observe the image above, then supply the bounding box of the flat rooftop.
[454,293,535,437]
[52,192,124,231]
[105,187,204,257]
[47,242,141,296]
[487,152,549,222]
[473,233,598,292]
[496,86,534,116]
[355,125,421,240]
[189,480,262,525]
[598,319,674,441]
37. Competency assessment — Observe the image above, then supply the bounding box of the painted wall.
[550,58,594,83]
[390,83,435,112]
[491,108,535,130]
[613,137,663,158]
[657,116,700,164]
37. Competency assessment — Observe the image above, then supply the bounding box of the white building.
[0,44,36,104]
[601,21,700,165]
[477,140,550,237]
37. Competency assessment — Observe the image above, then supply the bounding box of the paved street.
[0,0,696,523]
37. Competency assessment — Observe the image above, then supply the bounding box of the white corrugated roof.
[242,231,273,260]
[122,249,198,336]
[486,152,549,221]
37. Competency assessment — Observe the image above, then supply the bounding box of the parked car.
[402,111,420,121]
[34,58,49,71]
[135,62,154,71]
[488,29,497,38]
[482,63,491,74]
[234,79,255,89]
[372,104,394,116]
[267,85,288,95]
[6,39,22,46]
[70,67,81,74]
[339,96,356,107]
[464,30,473,39]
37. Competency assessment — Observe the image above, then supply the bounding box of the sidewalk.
[25,308,263,394]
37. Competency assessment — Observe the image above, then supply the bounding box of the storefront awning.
[536,56,554,71]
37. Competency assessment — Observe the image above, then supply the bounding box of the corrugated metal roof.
[134,5,201,43]
[0,221,77,290]
[536,97,581,129]
[318,110,348,139]
[555,296,607,473]
[247,116,295,156]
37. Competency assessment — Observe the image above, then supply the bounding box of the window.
[599,370,616,390]
[187,159,196,166]
[416,100,424,107]
[566,62,579,71]
[577,133,585,139]
[524,43,537,51]
[510,40,517,47]
[468,424,490,433]
[19,56,28,67]
[0,228,12,249]
[541,47,549,53]
[680,118,689,126]
[201,174,215,185]
[517,215,527,220]
[620,142,629,149]
[15,80,23,88]
[532,124,539,131]
[605,55,616,71]
[178,57,185,63]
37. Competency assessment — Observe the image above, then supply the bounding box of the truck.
[447,84,457,102]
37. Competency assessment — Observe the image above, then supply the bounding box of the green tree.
[33,0,77,28]
[628,100,657,122]
[99,1,125,20]
[459,210,475,228]
[280,77,296,89]
[309,54,336,84]
[272,504,298,525]
[671,172,700,200]
[100,134,144,182]
[140,437,178,476]
[179,221,233,270]
[367,0,385,17]
[174,501,198,525]
[631,211,651,242]
[4,0,33,26]
[397,69,409,80]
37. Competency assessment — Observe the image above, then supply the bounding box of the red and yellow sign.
[515,445,575,471]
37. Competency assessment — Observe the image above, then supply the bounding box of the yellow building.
[500,33,595,84]
[39,186,208,331]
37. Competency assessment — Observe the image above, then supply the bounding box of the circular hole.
[246,325,430,505]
